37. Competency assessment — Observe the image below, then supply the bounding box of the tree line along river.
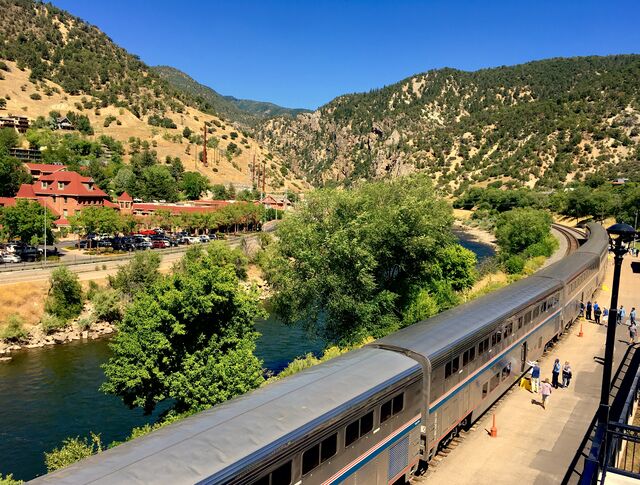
[0,233,493,481]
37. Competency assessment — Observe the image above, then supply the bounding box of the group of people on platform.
[580,300,637,344]
[525,359,571,410]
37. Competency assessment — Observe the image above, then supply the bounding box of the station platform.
[416,252,640,485]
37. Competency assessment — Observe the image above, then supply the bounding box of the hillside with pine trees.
[258,55,640,191]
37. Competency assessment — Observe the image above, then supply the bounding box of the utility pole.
[202,123,208,167]
[43,207,47,266]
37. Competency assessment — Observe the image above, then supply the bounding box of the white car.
[186,236,202,244]
[1,253,21,263]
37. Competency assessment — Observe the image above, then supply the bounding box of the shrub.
[0,474,23,485]
[44,434,103,472]
[76,315,95,331]
[91,288,124,324]
[504,255,525,274]
[44,266,84,320]
[30,93,41,100]
[103,115,117,127]
[86,280,100,301]
[0,61,9,71]
[108,252,161,300]
[1,314,29,343]
[40,313,66,335]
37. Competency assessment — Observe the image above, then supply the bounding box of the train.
[29,223,609,485]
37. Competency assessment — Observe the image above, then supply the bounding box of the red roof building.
[23,163,67,181]
[16,170,111,223]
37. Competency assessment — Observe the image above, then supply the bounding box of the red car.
[151,239,168,249]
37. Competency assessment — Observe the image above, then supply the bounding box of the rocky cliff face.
[258,56,640,191]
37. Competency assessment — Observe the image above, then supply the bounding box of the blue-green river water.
[0,233,493,481]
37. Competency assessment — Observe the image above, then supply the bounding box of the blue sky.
[51,0,639,110]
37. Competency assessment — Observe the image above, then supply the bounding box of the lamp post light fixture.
[599,222,637,426]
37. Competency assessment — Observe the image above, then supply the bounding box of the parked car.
[186,236,201,244]
[199,235,210,243]
[97,239,113,248]
[152,239,169,249]
[135,240,153,250]
[0,253,21,264]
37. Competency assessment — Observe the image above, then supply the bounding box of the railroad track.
[552,223,584,256]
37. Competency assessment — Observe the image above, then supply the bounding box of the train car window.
[392,394,404,414]
[517,316,523,330]
[541,301,547,312]
[345,420,359,446]
[303,433,337,475]
[505,323,513,338]
[381,400,393,423]
[524,311,532,325]
[381,393,404,423]
[445,361,452,379]
[482,382,488,399]
[478,338,489,355]
[302,443,320,474]
[490,372,500,392]
[321,433,337,461]
[533,307,540,319]
[271,461,292,485]
[361,411,374,435]
[463,347,475,366]
[451,356,459,374]
[492,331,502,346]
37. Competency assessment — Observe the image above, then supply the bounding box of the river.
[0,234,493,481]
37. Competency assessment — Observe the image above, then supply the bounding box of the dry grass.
[0,281,48,330]
[0,60,308,192]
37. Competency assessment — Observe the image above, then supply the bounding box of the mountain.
[258,55,640,191]
[153,66,309,125]
[0,0,307,192]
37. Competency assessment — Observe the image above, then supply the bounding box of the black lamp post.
[599,222,637,425]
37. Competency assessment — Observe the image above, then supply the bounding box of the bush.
[30,93,41,100]
[44,434,103,472]
[76,315,95,331]
[103,115,117,127]
[91,288,124,324]
[86,280,100,301]
[1,314,29,343]
[40,313,67,335]
[0,474,22,485]
[522,235,559,258]
[108,252,161,300]
[44,266,84,320]
[504,255,525,274]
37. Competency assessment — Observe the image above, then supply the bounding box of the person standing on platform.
[528,360,541,393]
[562,361,572,388]
[618,306,626,325]
[594,305,602,325]
[579,301,585,318]
[630,322,637,345]
[586,301,592,320]
[631,307,637,326]
[541,378,553,410]
[552,358,561,389]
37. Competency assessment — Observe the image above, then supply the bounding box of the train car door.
[520,342,527,372]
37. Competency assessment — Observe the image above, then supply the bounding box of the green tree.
[182,126,192,139]
[101,244,264,414]
[264,175,473,345]
[69,207,121,242]
[181,171,210,200]
[44,266,84,321]
[108,251,161,300]
[210,184,229,200]
[112,167,136,195]
[0,153,32,197]
[0,473,23,485]
[495,208,553,255]
[139,165,178,202]
[0,200,55,244]
[0,127,19,151]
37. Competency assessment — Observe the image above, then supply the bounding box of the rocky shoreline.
[0,321,116,362]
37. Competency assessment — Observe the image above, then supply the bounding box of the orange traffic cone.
[490,414,498,438]
[579,319,584,337]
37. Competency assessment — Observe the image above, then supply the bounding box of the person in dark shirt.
[586,301,592,320]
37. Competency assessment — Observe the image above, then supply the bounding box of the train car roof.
[29,347,419,485]
[372,274,560,366]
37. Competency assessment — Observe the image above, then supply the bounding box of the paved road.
[417,252,639,485]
